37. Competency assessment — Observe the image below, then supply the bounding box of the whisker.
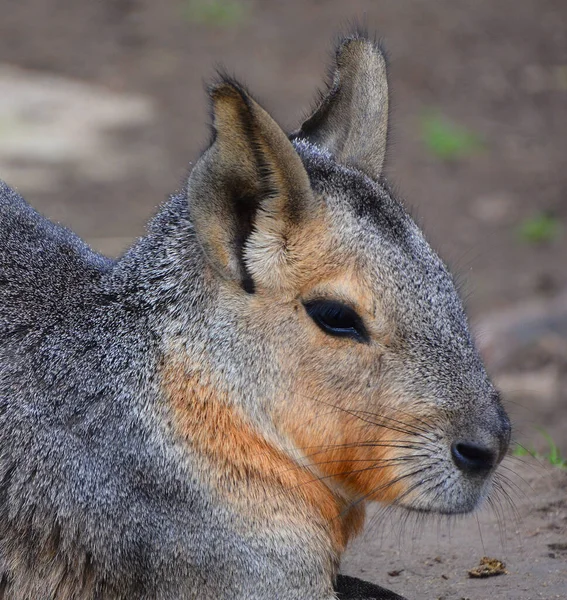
[300,441,428,462]
[486,492,507,551]
[475,512,486,555]
[363,472,442,551]
[339,406,437,438]
[265,460,420,505]
[491,479,522,536]
[506,454,545,474]
[290,391,436,441]
[491,477,525,551]
[497,464,535,499]
[334,464,438,523]
[277,454,430,475]
[493,475,532,527]
[357,387,441,431]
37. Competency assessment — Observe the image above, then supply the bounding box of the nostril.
[451,441,496,473]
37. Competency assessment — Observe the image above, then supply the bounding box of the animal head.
[184,34,510,516]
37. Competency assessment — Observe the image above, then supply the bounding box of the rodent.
[0,32,510,600]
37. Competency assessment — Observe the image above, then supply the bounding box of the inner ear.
[187,80,314,292]
[294,33,390,180]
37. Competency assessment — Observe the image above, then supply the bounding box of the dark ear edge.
[187,77,313,292]
[293,32,390,180]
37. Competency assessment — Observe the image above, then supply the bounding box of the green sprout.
[182,0,247,26]
[512,430,566,468]
[421,112,484,161]
[517,213,561,244]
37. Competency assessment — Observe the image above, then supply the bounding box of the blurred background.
[1,1,566,596]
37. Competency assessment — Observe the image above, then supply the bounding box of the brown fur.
[237,257,407,504]
[161,359,365,552]
[278,376,405,504]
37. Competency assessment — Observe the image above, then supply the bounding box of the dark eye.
[303,300,368,342]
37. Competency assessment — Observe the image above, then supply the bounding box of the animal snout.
[451,440,498,473]
[451,408,511,474]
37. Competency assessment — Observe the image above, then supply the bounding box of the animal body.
[0,33,510,599]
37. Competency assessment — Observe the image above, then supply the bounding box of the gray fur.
[0,33,508,600]
[0,183,337,599]
[297,34,390,179]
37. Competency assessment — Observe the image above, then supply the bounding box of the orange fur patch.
[278,376,406,505]
[161,360,364,552]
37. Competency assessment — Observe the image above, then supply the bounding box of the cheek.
[276,352,406,503]
[242,300,411,504]
[291,338,384,398]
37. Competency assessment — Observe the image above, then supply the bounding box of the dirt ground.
[0,1,566,598]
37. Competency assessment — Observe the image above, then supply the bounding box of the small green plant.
[540,431,567,467]
[421,112,483,161]
[517,213,561,244]
[182,0,247,26]
[512,431,567,468]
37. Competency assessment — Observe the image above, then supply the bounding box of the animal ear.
[295,34,389,180]
[187,80,314,292]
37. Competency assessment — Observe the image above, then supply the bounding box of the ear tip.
[207,77,254,134]
[336,30,389,68]
[208,75,251,106]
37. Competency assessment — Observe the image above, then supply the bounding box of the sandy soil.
[343,456,567,599]
[0,1,565,598]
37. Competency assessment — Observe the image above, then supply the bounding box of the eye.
[303,300,368,343]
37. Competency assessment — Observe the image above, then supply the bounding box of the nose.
[451,440,497,473]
